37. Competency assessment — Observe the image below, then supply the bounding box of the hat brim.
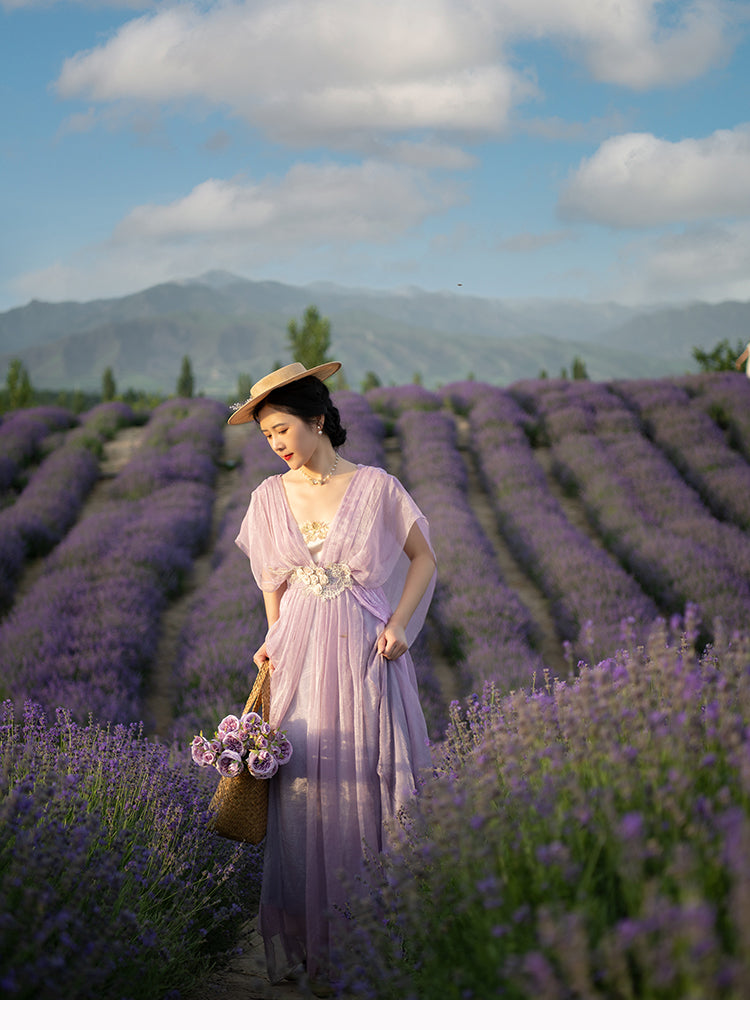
[227,361,342,425]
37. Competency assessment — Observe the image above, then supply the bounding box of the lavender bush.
[0,406,76,491]
[0,698,260,999]
[397,408,543,694]
[515,378,750,639]
[681,372,750,463]
[0,400,226,725]
[0,402,136,611]
[365,384,444,421]
[613,378,750,531]
[333,609,750,999]
[465,386,658,661]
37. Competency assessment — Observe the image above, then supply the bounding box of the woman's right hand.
[253,642,274,671]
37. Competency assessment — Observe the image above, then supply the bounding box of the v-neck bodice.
[278,466,362,562]
[298,519,329,560]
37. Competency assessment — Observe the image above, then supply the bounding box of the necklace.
[301,452,340,486]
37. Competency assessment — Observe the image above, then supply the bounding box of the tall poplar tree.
[287,306,332,368]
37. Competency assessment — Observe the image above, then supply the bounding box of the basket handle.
[242,660,271,722]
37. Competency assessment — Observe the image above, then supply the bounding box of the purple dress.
[235,465,436,983]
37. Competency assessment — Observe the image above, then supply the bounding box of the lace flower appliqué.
[291,562,352,600]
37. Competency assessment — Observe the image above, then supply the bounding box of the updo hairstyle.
[254,375,347,448]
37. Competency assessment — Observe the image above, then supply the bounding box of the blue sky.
[2,0,750,313]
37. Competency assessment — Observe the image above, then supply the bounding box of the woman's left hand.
[377,620,408,660]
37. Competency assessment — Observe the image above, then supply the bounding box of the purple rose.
[191,734,211,765]
[222,732,245,756]
[217,750,244,778]
[271,734,293,765]
[218,714,240,737]
[247,749,279,780]
[240,711,262,731]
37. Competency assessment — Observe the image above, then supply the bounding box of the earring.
[318,426,323,435]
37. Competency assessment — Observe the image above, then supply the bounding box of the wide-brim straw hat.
[227,360,342,425]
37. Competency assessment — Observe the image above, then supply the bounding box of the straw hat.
[227,360,342,425]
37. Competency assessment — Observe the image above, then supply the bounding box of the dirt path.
[184,918,321,1000]
[453,417,568,679]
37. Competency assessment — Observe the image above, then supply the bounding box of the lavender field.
[1,372,750,999]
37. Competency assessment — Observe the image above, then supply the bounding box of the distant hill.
[1,273,747,395]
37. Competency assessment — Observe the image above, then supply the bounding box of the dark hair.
[254,375,347,448]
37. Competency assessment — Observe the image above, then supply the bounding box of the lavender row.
[0,402,137,611]
[0,399,227,725]
[678,371,750,464]
[397,407,543,695]
[612,378,750,531]
[512,379,750,634]
[466,385,658,661]
[333,610,750,999]
[0,406,76,492]
[365,383,443,420]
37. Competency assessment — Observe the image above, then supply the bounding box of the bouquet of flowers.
[191,710,293,780]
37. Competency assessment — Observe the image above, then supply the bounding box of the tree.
[360,371,381,392]
[234,372,253,405]
[571,356,589,380]
[177,356,194,398]
[6,359,33,409]
[287,306,332,368]
[102,367,116,401]
[693,338,745,373]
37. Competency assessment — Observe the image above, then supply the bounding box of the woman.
[230,361,436,985]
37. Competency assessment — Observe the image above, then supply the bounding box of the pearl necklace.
[301,452,340,486]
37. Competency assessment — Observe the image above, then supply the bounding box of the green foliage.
[3,359,33,411]
[693,338,745,372]
[176,355,195,398]
[232,372,253,405]
[287,305,332,369]
[571,356,589,380]
[101,366,117,401]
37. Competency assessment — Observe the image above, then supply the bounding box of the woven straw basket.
[208,661,271,844]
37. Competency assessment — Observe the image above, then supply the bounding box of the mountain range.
[1,272,748,396]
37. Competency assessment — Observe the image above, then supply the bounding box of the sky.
[2,0,750,313]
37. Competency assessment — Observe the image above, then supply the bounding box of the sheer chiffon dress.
[235,464,435,983]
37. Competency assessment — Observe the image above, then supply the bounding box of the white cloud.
[612,221,750,304]
[53,0,737,155]
[10,160,463,302]
[519,0,731,89]
[559,125,750,227]
[114,160,460,243]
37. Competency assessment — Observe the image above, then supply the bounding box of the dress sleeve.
[369,472,436,645]
[235,481,288,593]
